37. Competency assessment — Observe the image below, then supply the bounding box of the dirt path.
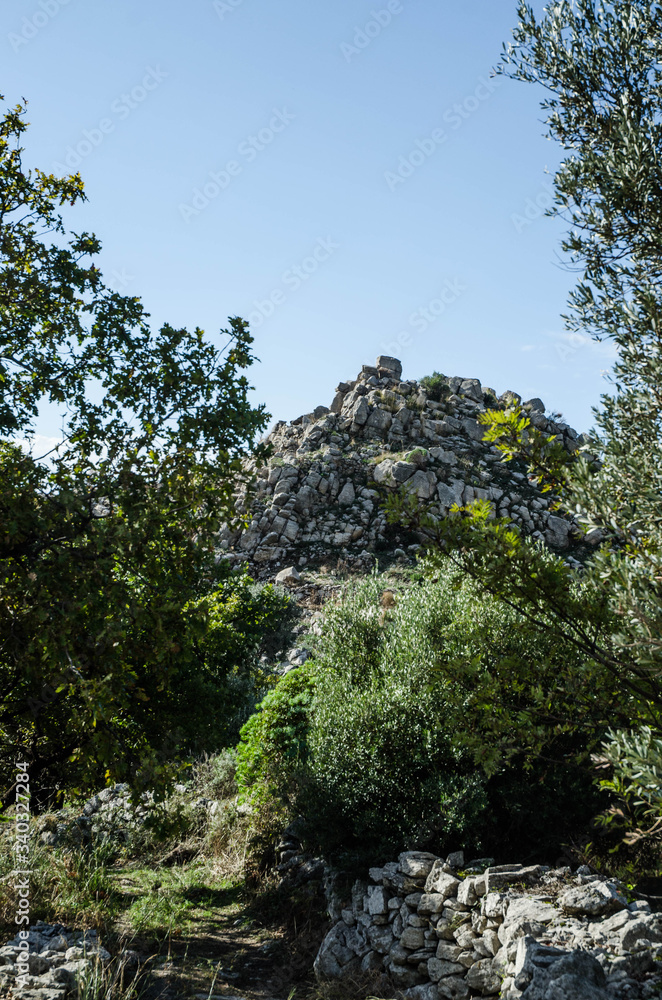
[108,865,328,1000]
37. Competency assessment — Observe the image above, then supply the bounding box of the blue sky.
[2,0,614,437]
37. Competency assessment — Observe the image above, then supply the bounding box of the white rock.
[457,878,477,907]
[436,975,470,999]
[428,956,465,981]
[425,863,460,898]
[465,956,501,994]
[399,851,438,879]
[275,566,301,586]
[337,482,356,505]
[559,881,627,917]
[367,885,389,916]
[418,893,446,915]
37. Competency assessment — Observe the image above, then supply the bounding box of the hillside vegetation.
[2,1,662,997]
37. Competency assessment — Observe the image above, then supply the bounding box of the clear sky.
[2,0,614,437]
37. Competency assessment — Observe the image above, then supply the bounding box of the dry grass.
[294,971,402,1000]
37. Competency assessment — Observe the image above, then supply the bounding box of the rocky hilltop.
[221,356,592,577]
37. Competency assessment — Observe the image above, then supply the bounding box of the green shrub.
[235,665,317,806]
[237,565,620,868]
[169,574,298,753]
[0,836,120,931]
[405,448,429,467]
[420,371,450,402]
[593,727,662,846]
[192,749,238,801]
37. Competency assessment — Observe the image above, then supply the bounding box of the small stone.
[405,893,424,907]
[367,885,389,916]
[456,879,476,907]
[428,956,465,981]
[275,566,301,586]
[465,957,501,994]
[619,916,662,950]
[418,893,446,915]
[435,942,462,961]
[399,851,439,879]
[376,356,403,379]
[485,864,542,892]
[403,986,439,1000]
[482,928,501,956]
[436,976,470,999]
[425,863,460,898]
[400,927,426,950]
[337,482,356,505]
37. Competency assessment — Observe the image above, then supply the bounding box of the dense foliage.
[236,664,317,808]
[237,567,614,868]
[593,727,662,846]
[184,575,298,751]
[0,97,272,808]
[419,372,451,403]
[493,0,662,699]
[384,2,662,853]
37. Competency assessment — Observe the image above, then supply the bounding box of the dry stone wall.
[315,850,662,999]
[221,356,594,577]
[0,922,127,1000]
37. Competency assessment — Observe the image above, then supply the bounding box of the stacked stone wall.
[315,850,662,999]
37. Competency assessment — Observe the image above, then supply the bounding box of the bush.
[235,665,317,807]
[166,573,298,755]
[420,371,450,402]
[405,448,429,467]
[237,565,619,868]
[0,836,120,932]
[593,727,662,846]
[192,749,238,801]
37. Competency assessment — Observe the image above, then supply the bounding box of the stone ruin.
[220,356,597,577]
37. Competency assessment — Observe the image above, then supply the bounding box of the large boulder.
[515,937,610,999]
[559,881,627,917]
[313,922,364,980]
[376,355,403,379]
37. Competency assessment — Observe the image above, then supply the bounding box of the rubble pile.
[222,357,592,577]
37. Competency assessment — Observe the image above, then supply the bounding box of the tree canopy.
[0,97,271,807]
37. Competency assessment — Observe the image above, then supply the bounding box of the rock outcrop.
[315,851,662,999]
[221,357,591,577]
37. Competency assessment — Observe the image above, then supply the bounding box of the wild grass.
[0,837,121,932]
[293,973,401,1000]
[77,949,152,1000]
